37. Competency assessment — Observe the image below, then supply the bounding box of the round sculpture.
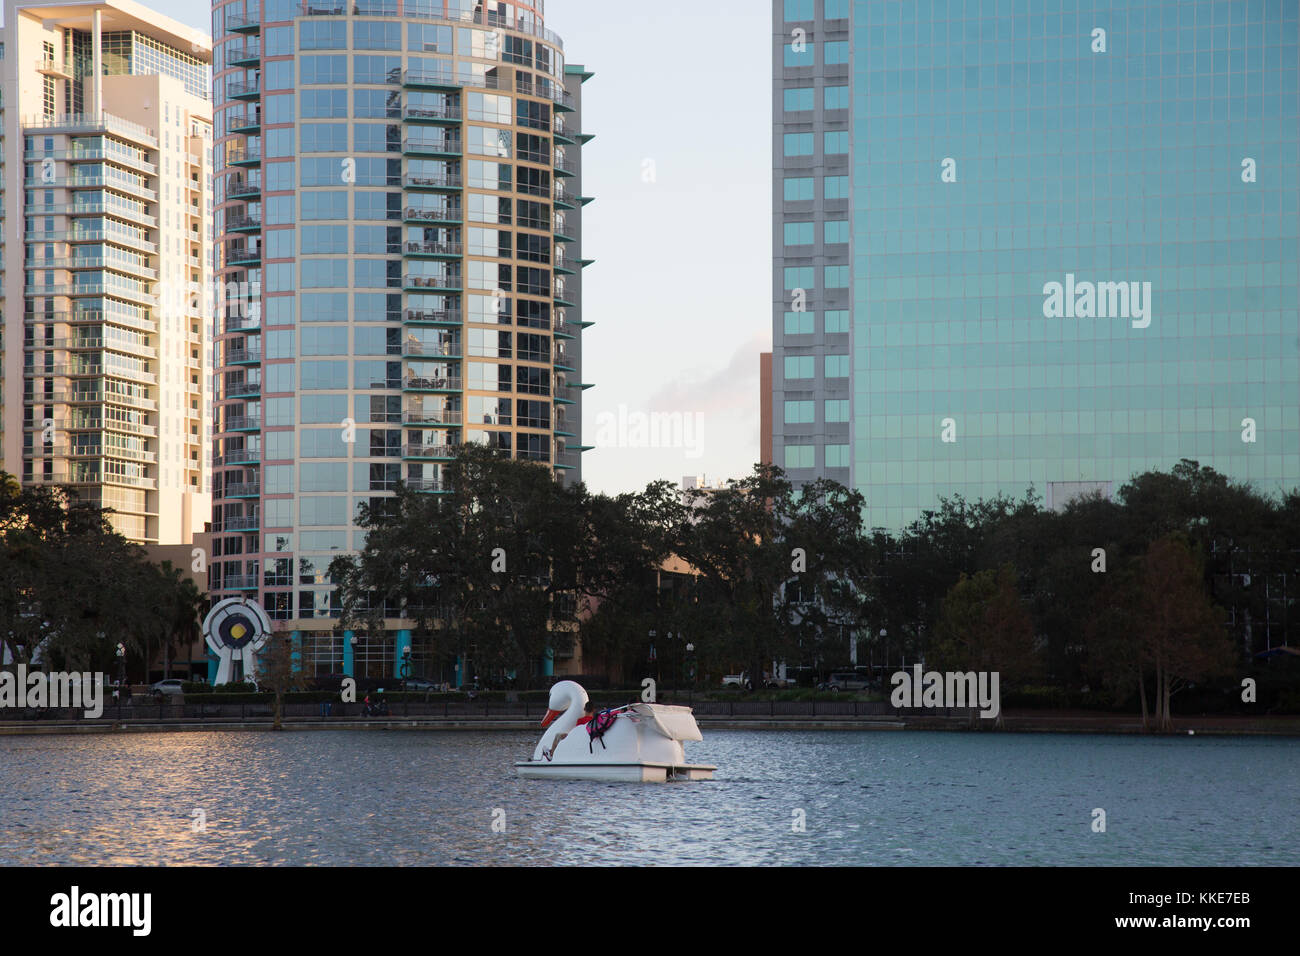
[203,597,272,686]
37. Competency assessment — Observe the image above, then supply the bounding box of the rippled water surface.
[1,730,1295,865]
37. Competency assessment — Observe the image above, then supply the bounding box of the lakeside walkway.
[2,710,1298,737]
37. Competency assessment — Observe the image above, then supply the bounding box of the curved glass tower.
[209,0,591,677]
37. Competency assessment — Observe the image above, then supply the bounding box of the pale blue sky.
[144,0,774,494]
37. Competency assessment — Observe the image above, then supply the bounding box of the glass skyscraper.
[209,0,591,680]
[774,0,1300,529]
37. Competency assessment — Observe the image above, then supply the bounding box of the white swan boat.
[515,680,715,782]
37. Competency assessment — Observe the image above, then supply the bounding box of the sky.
[142,0,775,496]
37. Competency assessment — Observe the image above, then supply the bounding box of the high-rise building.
[1,0,214,544]
[773,0,1300,529]
[208,0,592,680]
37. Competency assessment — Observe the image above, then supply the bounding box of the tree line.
[0,472,205,682]
[333,450,1300,727]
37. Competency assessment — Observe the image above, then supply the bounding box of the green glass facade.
[848,0,1299,528]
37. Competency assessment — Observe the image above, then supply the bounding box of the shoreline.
[2,713,1298,737]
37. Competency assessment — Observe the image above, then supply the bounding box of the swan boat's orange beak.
[540,708,563,728]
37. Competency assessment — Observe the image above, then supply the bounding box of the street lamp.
[400,644,412,680]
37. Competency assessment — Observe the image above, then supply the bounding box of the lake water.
[1,730,1295,865]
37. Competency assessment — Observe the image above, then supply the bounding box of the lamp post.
[685,642,695,705]
[115,642,126,699]
[400,644,412,681]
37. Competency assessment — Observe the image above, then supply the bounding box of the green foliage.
[0,473,207,679]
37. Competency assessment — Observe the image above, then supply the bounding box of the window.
[354,55,400,85]
[826,444,850,468]
[300,463,349,492]
[265,93,294,124]
[300,21,345,50]
[302,429,350,457]
[824,85,849,110]
[784,311,814,335]
[301,225,347,254]
[354,89,400,118]
[825,41,849,64]
[300,497,348,526]
[824,310,850,333]
[300,293,349,322]
[784,355,814,379]
[354,123,398,153]
[265,60,293,91]
[784,266,813,290]
[301,123,347,152]
[354,20,401,50]
[784,42,815,68]
[825,354,849,377]
[301,55,346,85]
[301,89,347,118]
[783,0,813,21]
[784,222,814,245]
[784,88,814,112]
[785,445,814,469]
[824,130,849,154]
[301,361,349,389]
[354,191,398,220]
[825,0,850,18]
[824,265,850,288]
[784,133,814,157]
[784,177,814,201]
[408,23,451,52]
[824,175,849,200]
[825,399,849,422]
[302,258,348,287]
[301,326,348,355]
[301,191,348,220]
[824,220,849,244]
[785,400,814,424]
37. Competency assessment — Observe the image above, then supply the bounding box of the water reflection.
[0,730,1295,865]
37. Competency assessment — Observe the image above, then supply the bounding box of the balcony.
[554,450,580,469]
[225,482,261,498]
[553,157,577,177]
[403,205,461,224]
[401,239,462,257]
[403,104,461,123]
[554,385,576,404]
[66,173,157,201]
[402,136,462,157]
[224,514,260,531]
[36,58,74,78]
[402,173,462,190]
[22,111,158,148]
[228,176,261,200]
[227,80,261,101]
[226,380,261,399]
[403,308,462,325]
[402,339,460,358]
[223,574,259,590]
[403,478,446,493]
[553,318,579,339]
[403,274,462,291]
[403,375,461,392]
[227,145,261,167]
[227,214,262,233]
[228,244,262,266]
[230,111,261,135]
[402,443,457,459]
[229,43,261,67]
[225,346,262,365]
[226,415,261,432]
[403,409,461,425]
[218,447,261,466]
[226,13,261,33]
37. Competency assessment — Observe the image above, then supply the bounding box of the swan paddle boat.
[515,680,715,782]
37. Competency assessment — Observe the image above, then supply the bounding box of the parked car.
[401,676,441,692]
[721,673,753,690]
[150,679,184,698]
[819,671,872,692]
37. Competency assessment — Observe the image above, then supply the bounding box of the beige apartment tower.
[0,0,213,543]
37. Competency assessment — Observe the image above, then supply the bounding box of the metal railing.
[404,309,461,324]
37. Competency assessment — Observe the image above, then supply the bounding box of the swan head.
[540,680,588,727]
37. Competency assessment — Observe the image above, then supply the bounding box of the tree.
[930,564,1039,727]
[1136,534,1234,731]
[257,632,310,730]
